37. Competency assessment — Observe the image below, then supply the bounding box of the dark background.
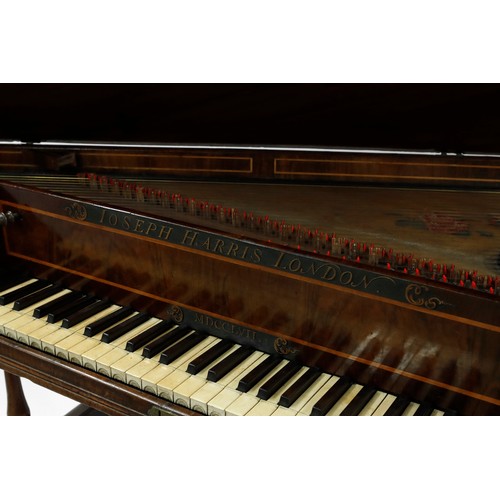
[1,83,500,153]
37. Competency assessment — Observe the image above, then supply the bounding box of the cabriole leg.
[4,372,30,416]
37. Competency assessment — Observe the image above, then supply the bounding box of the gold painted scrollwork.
[64,202,87,221]
[274,337,299,355]
[405,284,444,310]
[167,305,184,323]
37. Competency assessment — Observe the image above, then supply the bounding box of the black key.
[47,295,98,323]
[139,324,188,358]
[278,367,322,408]
[126,319,176,353]
[186,339,233,375]
[101,312,150,343]
[207,345,254,382]
[13,284,63,311]
[159,332,207,365]
[340,386,378,416]
[84,306,134,337]
[384,395,410,416]
[257,361,302,401]
[0,279,49,306]
[33,290,84,318]
[413,403,435,416]
[237,356,282,393]
[61,300,111,328]
[0,273,31,293]
[443,409,458,416]
[310,377,352,416]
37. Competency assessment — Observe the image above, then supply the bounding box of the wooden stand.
[4,371,30,416]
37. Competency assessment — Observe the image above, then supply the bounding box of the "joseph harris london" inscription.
[64,202,447,310]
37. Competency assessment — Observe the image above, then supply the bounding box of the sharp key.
[82,317,161,371]
[413,403,435,416]
[125,319,176,358]
[257,361,302,401]
[101,312,150,343]
[84,306,134,337]
[138,323,186,357]
[159,331,208,365]
[357,391,389,416]
[236,355,282,393]
[326,384,364,416]
[13,284,64,311]
[61,299,111,328]
[47,295,98,323]
[33,290,84,319]
[310,377,352,416]
[383,395,410,416]
[186,339,233,375]
[371,394,397,416]
[139,336,219,395]
[0,279,49,305]
[206,345,254,382]
[339,386,378,416]
[278,367,322,408]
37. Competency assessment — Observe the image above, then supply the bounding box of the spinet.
[0,138,498,416]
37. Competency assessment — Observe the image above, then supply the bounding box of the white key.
[244,366,311,416]
[297,375,340,415]
[287,373,333,414]
[225,359,290,416]
[402,402,420,416]
[82,317,161,371]
[431,409,445,416]
[0,278,38,308]
[271,407,298,416]
[246,400,279,416]
[40,305,121,355]
[1,289,71,340]
[205,353,275,416]
[172,344,242,408]
[225,393,260,416]
[357,390,388,416]
[372,393,397,415]
[110,352,145,382]
[326,384,364,416]
[94,316,174,377]
[125,336,218,394]
[189,351,265,414]
[206,388,242,416]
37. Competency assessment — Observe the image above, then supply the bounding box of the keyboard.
[0,275,454,416]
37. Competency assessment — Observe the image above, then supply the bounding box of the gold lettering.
[288,258,302,273]
[340,271,353,285]
[273,251,286,268]
[145,222,157,235]
[226,242,239,257]
[241,246,249,259]
[251,248,262,263]
[182,230,199,246]
[122,216,131,230]
[213,239,225,254]
[108,213,118,226]
[134,219,145,233]
[200,237,211,250]
[98,209,107,224]
[322,266,338,281]
[158,225,173,240]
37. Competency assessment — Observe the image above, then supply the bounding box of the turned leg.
[4,372,30,416]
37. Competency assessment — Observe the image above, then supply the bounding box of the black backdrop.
[1,83,500,153]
